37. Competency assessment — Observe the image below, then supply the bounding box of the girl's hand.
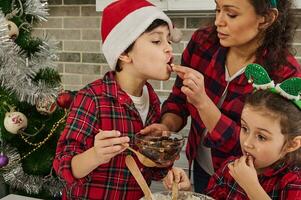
[93,130,130,165]
[228,156,259,191]
[171,64,207,109]
[163,167,192,191]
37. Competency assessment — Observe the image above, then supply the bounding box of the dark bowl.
[135,131,184,165]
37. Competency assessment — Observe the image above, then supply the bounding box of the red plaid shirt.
[53,71,168,200]
[205,157,301,200]
[162,26,301,170]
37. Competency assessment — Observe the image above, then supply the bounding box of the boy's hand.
[163,167,191,191]
[228,156,259,192]
[93,130,130,165]
[171,64,208,109]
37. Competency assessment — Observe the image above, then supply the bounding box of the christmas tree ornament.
[245,64,301,110]
[6,20,19,39]
[0,152,9,167]
[4,111,28,134]
[36,96,57,115]
[56,90,74,109]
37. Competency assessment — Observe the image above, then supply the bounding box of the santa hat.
[101,0,182,70]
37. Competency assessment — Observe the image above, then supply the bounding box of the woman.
[141,0,301,193]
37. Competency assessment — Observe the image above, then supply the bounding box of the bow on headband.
[245,63,301,110]
[270,0,277,8]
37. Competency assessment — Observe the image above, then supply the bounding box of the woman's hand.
[172,64,208,109]
[93,130,130,165]
[163,167,192,191]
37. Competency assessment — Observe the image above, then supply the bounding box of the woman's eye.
[215,8,221,13]
[227,14,237,18]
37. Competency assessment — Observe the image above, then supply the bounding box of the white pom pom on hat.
[101,0,182,70]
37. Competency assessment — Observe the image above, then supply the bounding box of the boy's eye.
[257,134,267,141]
[152,40,161,44]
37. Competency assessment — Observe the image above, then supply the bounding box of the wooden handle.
[125,155,153,200]
[172,181,178,200]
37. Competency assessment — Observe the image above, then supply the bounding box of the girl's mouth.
[245,152,255,163]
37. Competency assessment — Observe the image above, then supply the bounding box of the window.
[96,0,301,11]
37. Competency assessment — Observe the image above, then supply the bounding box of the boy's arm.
[53,91,99,184]
[71,130,129,179]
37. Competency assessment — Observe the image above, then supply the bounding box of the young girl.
[163,65,301,199]
[53,0,181,199]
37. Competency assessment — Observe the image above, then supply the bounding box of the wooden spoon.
[172,181,178,200]
[125,155,153,200]
[124,145,163,168]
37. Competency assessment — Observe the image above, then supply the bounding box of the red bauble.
[56,90,74,109]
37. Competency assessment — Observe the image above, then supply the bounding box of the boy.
[53,0,181,199]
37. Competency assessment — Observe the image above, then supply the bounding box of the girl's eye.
[257,134,267,141]
[241,125,248,134]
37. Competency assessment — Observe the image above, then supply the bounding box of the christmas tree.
[0,0,69,199]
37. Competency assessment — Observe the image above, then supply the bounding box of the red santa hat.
[101,0,182,70]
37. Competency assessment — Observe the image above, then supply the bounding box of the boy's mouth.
[167,56,173,65]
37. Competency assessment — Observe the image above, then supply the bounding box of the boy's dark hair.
[116,19,169,72]
[244,90,301,166]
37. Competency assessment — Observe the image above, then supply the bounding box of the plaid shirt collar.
[261,160,291,177]
[101,71,161,122]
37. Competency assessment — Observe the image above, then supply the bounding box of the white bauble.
[6,20,19,39]
[4,111,28,134]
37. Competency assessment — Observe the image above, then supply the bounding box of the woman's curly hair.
[251,0,297,73]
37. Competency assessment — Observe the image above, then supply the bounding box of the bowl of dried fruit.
[135,131,184,165]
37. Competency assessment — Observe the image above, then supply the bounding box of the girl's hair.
[244,90,301,166]
[116,19,169,72]
[250,0,297,73]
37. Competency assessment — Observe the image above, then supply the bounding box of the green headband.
[270,0,277,8]
[245,63,301,110]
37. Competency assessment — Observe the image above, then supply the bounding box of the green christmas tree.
[0,0,67,199]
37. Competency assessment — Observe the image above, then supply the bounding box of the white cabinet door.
[96,0,167,11]
[167,0,301,10]
[96,0,301,11]
[167,0,215,11]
